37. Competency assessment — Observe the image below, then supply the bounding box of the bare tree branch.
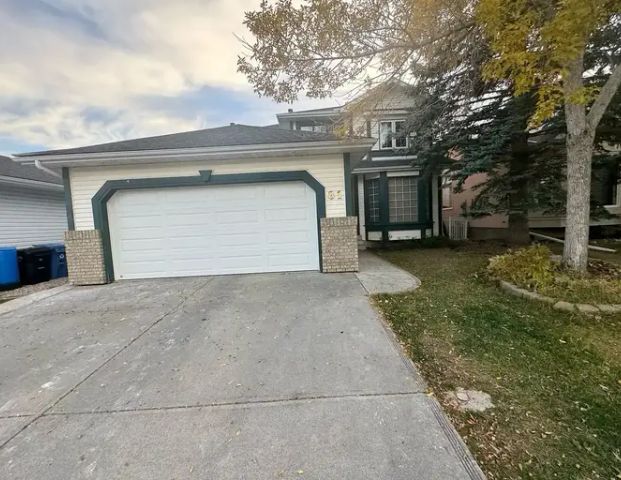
[587,62,621,131]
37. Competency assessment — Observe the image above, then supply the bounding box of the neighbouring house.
[0,155,67,248]
[13,125,375,284]
[277,82,442,243]
[441,148,621,240]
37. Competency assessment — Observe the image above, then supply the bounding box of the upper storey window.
[379,120,407,150]
[299,124,328,133]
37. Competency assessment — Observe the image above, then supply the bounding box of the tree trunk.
[507,132,530,245]
[563,133,593,272]
[562,55,594,273]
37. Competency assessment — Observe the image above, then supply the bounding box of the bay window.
[365,177,381,223]
[365,174,421,225]
[388,176,418,222]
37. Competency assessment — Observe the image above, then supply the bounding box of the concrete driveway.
[0,266,482,479]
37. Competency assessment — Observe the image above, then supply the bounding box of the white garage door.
[107,181,320,280]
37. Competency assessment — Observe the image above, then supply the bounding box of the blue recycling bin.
[0,246,20,289]
[34,243,67,279]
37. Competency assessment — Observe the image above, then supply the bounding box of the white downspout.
[2,153,62,179]
[34,159,62,179]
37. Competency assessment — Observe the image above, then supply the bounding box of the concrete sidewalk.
[0,268,483,479]
[356,250,421,294]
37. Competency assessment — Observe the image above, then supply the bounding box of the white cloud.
[0,0,336,151]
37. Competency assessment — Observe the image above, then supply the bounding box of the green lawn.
[374,244,621,480]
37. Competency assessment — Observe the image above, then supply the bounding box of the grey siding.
[0,185,67,248]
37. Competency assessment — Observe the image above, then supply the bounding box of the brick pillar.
[320,217,359,273]
[64,230,108,285]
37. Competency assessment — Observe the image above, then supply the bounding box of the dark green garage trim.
[62,167,75,230]
[92,170,327,282]
[343,153,354,216]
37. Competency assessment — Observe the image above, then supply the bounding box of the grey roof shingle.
[17,124,353,158]
[0,155,62,184]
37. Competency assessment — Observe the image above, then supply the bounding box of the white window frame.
[379,120,408,150]
[387,175,419,224]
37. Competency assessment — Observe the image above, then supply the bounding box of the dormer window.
[379,120,407,150]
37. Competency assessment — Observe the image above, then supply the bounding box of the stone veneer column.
[320,217,359,273]
[64,230,108,285]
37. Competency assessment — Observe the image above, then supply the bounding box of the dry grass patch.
[375,245,621,480]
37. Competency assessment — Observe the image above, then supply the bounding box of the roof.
[277,80,415,119]
[0,155,62,185]
[352,158,415,172]
[16,124,352,158]
[277,106,342,119]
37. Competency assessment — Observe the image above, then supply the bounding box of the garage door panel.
[211,186,261,200]
[264,207,310,222]
[167,260,217,274]
[108,182,319,279]
[120,260,167,273]
[120,238,165,251]
[166,235,212,249]
[268,253,316,268]
[264,182,307,198]
[267,230,311,245]
[165,213,215,226]
[266,244,315,256]
[215,210,260,224]
[114,215,164,229]
[115,226,164,240]
[214,232,261,247]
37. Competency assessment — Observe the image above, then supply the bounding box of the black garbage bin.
[34,243,67,279]
[17,246,52,285]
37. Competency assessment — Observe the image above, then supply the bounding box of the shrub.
[487,245,556,291]
[488,244,621,304]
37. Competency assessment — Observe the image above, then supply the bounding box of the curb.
[498,280,621,314]
[371,299,487,480]
[0,284,73,317]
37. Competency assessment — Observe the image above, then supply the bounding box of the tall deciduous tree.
[239,0,621,269]
[238,0,476,103]
[409,25,621,244]
[476,0,621,271]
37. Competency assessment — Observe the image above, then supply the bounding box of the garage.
[14,123,375,284]
[107,181,320,280]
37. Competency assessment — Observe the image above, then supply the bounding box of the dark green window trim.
[62,167,75,231]
[92,170,326,282]
[378,172,389,241]
[363,173,433,241]
[366,222,433,230]
[343,153,354,216]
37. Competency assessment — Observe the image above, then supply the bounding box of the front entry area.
[107,181,319,280]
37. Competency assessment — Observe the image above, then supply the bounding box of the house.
[13,125,375,284]
[442,160,621,240]
[0,155,67,248]
[277,82,442,243]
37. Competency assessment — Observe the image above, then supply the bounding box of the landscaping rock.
[498,279,619,315]
[554,301,576,312]
[537,295,556,304]
[597,304,621,314]
[445,388,494,413]
[500,280,526,297]
[576,304,600,314]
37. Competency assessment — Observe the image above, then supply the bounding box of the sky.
[0,0,338,153]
